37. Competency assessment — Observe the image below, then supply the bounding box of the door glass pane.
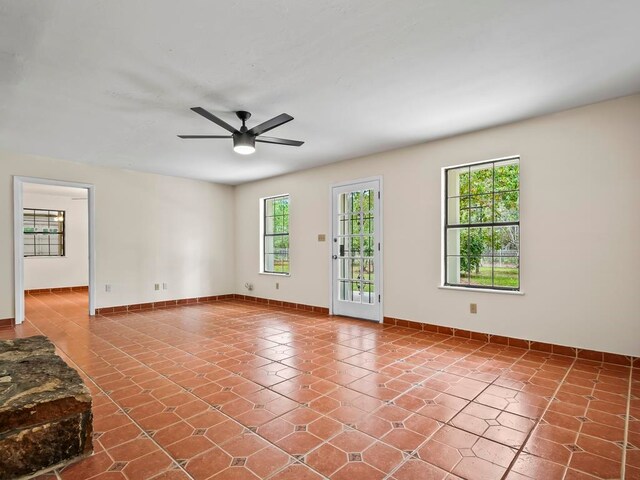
[363,236,374,258]
[362,282,374,304]
[335,187,376,305]
[348,236,360,257]
[364,189,374,211]
[362,259,374,282]
[350,215,361,235]
[349,192,360,213]
[363,212,374,234]
[351,281,361,302]
[338,259,348,279]
[339,281,353,301]
[351,259,361,280]
[338,215,346,235]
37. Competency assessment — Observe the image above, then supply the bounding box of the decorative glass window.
[444,157,520,290]
[24,209,65,257]
[263,195,289,274]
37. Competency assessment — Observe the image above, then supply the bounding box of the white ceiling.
[1,1,639,185]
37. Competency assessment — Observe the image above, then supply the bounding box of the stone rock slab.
[0,336,93,479]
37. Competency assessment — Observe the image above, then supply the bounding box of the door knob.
[332,255,338,259]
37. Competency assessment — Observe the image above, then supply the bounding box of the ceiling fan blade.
[255,136,304,147]
[248,113,293,136]
[190,107,238,133]
[178,135,231,139]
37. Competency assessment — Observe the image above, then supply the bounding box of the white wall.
[234,95,640,356]
[23,191,88,289]
[0,153,236,316]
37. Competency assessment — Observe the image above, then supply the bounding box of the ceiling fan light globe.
[233,145,256,155]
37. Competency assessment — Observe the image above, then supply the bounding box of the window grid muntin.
[337,189,375,304]
[444,157,520,291]
[263,195,289,274]
[23,208,66,257]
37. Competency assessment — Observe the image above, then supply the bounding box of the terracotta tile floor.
[2,292,637,480]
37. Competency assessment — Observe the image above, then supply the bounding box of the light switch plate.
[317,234,326,242]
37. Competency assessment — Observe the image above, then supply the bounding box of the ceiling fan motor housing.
[233,131,256,154]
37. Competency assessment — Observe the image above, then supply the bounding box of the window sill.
[439,285,524,295]
[259,272,290,277]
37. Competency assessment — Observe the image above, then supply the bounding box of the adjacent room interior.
[21,183,89,306]
[0,2,639,480]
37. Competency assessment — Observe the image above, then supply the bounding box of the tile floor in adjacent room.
[2,292,638,480]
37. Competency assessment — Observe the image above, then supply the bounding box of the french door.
[331,178,382,322]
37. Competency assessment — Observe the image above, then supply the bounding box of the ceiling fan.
[178,107,304,155]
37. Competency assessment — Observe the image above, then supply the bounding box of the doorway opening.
[13,177,95,324]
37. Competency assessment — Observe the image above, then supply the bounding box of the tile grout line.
[58,303,549,479]
[620,365,633,480]
[27,322,303,480]
[382,345,533,480]
[24,296,586,480]
[83,309,467,479]
[500,356,578,480]
[263,323,531,478]
[31,299,499,479]
[26,303,342,479]
[94,312,439,479]
[24,307,199,480]
[299,336,497,479]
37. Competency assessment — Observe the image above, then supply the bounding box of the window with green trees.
[263,195,290,274]
[445,157,519,290]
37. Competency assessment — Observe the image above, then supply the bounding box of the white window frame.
[259,194,290,276]
[440,156,523,294]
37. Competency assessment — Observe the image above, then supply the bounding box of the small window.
[444,157,520,290]
[24,208,65,257]
[262,195,289,274]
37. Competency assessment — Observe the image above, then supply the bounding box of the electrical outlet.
[154,283,160,291]
[163,283,168,290]
[470,303,477,314]
[105,284,111,293]
[276,282,279,290]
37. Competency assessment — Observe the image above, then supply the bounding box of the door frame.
[13,176,96,323]
[328,176,383,322]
